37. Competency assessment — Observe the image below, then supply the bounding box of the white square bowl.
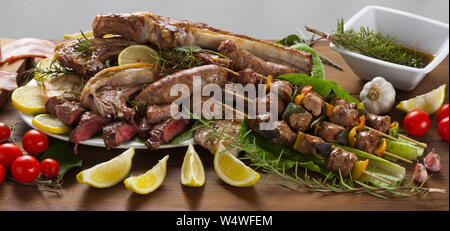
[330,5,449,91]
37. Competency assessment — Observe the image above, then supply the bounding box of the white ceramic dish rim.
[329,5,449,74]
[18,79,192,149]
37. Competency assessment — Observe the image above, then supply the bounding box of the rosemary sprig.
[74,30,94,55]
[23,59,76,82]
[193,116,446,198]
[306,19,426,68]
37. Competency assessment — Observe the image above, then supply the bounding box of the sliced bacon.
[0,71,18,91]
[0,38,55,64]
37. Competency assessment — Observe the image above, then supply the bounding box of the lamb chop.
[80,63,158,121]
[91,12,313,74]
[54,37,138,77]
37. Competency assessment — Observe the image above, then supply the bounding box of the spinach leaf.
[276,34,305,47]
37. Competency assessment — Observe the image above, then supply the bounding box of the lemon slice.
[396,84,446,114]
[180,142,205,187]
[76,147,135,188]
[32,114,70,134]
[11,85,47,115]
[124,155,169,194]
[118,45,158,66]
[34,57,65,81]
[214,141,260,187]
[63,31,94,40]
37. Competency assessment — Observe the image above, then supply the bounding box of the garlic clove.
[424,149,441,172]
[413,163,428,183]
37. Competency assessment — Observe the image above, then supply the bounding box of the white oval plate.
[17,79,192,149]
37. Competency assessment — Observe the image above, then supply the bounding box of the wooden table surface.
[0,40,448,211]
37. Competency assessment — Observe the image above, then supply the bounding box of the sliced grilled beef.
[326,147,357,177]
[287,111,313,132]
[303,90,324,117]
[102,121,138,149]
[366,113,391,134]
[45,96,64,115]
[145,118,191,150]
[146,104,174,124]
[54,101,86,126]
[317,121,346,143]
[137,117,152,140]
[354,130,382,154]
[293,134,324,156]
[69,111,111,151]
[329,105,360,128]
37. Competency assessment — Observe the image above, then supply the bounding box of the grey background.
[0,0,448,40]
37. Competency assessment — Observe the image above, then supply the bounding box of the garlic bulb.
[413,163,428,183]
[424,149,441,172]
[359,77,396,114]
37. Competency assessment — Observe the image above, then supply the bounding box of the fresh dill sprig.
[193,115,445,198]
[306,19,427,68]
[74,30,94,55]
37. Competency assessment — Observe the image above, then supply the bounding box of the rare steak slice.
[69,111,111,151]
[102,121,138,149]
[54,101,87,126]
[145,118,191,150]
[137,117,152,140]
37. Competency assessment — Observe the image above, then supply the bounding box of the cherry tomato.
[436,104,449,123]
[0,143,22,171]
[40,158,60,178]
[0,164,4,184]
[403,110,431,137]
[22,129,48,154]
[11,155,40,183]
[0,122,11,143]
[438,116,449,141]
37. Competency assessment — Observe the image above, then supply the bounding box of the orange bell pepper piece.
[264,75,273,93]
[374,138,387,157]
[351,159,370,180]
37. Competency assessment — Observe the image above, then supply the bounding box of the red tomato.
[0,164,4,184]
[0,143,23,171]
[0,122,11,143]
[40,158,60,178]
[403,110,431,137]
[436,104,449,123]
[22,129,48,154]
[11,155,40,183]
[438,116,449,141]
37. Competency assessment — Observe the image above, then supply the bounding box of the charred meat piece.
[302,90,324,117]
[137,117,152,140]
[54,37,138,77]
[69,111,111,145]
[329,105,360,128]
[218,40,299,77]
[134,64,229,105]
[236,68,262,86]
[146,104,175,124]
[54,101,87,126]
[92,12,313,73]
[271,79,293,103]
[193,120,241,155]
[293,134,324,156]
[80,63,158,121]
[326,147,358,177]
[255,92,286,118]
[45,96,65,115]
[193,51,231,68]
[366,113,391,134]
[102,121,138,149]
[287,111,313,132]
[145,118,191,150]
[317,121,346,143]
[354,130,382,154]
[248,114,296,146]
[334,99,357,109]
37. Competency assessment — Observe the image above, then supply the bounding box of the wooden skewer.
[398,134,427,148]
[363,126,399,141]
[362,170,392,185]
[224,89,255,104]
[221,67,267,80]
[382,151,413,164]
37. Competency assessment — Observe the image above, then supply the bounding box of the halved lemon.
[63,31,94,40]
[11,85,47,115]
[76,147,135,188]
[33,57,64,81]
[124,155,169,194]
[32,114,70,134]
[396,84,446,114]
[118,45,158,66]
[180,142,205,187]
[214,141,260,187]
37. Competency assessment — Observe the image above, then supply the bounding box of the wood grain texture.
[0,40,448,211]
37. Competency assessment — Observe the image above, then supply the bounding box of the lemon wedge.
[76,147,135,188]
[11,85,47,115]
[214,141,260,187]
[124,155,169,194]
[32,114,70,134]
[118,45,158,66]
[396,84,446,114]
[180,142,205,187]
[63,31,94,40]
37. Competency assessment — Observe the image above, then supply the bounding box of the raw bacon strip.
[0,71,18,91]
[0,38,55,64]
